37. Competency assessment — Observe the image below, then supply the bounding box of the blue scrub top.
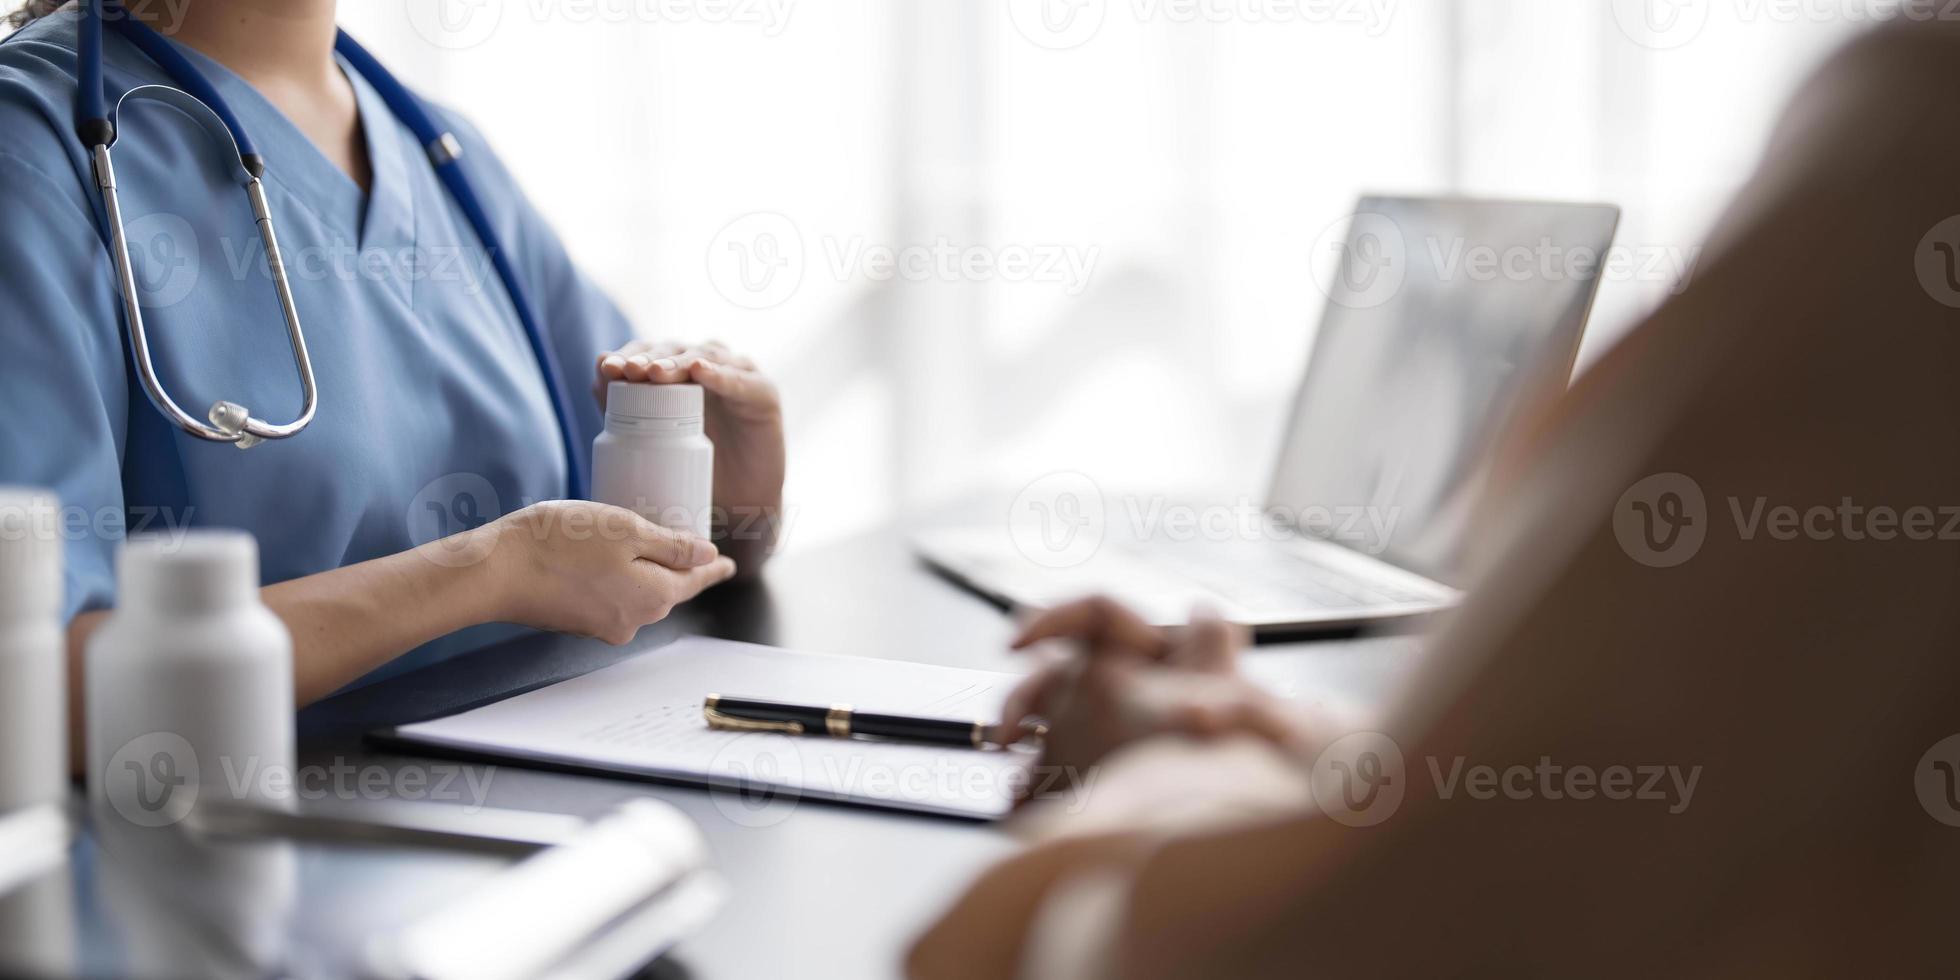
[0,15,632,684]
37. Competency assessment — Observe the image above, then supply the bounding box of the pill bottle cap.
[608,382,703,420]
[119,530,259,615]
[0,488,62,620]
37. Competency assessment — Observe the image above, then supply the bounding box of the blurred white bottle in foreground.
[592,381,715,541]
[0,488,65,812]
[87,530,294,826]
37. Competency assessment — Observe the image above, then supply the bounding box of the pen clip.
[703,704,806,736]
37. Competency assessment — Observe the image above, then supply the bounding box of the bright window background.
[35,1,1872,552]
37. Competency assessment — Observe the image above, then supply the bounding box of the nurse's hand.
[596,340,786,573]
[486,500,737,645]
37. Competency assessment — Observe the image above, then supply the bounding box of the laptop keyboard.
[1128,542,1438,612]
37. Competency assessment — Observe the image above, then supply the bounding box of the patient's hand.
[1002,598,1309,791]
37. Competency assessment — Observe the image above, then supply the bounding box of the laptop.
[914,196,1621,632]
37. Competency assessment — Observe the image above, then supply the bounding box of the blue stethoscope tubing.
[70,0,588,499]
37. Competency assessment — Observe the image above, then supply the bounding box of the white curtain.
[90,2,1880,550]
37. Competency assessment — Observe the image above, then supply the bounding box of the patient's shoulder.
[1772,15,1960,159]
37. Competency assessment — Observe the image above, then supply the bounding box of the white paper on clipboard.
[390,637,1030,819]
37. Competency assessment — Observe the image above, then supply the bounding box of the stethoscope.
[70,0,586,497]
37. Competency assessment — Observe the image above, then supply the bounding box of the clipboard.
[371,636,1031,821]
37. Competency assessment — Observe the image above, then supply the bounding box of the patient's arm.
[911,17,1960,978]
[908,832,1157,980]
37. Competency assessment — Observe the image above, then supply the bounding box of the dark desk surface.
[1,525,1425,980]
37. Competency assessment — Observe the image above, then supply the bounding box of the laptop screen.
[1266,197,1620,585]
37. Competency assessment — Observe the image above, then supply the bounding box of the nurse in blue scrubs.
[0,2,786,705]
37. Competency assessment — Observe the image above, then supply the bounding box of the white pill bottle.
[87,530,295,826]
[592,382,715,540]
[0,488,65,812]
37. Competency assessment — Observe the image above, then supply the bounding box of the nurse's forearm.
[59,547,495,776]
[265,544,503,705]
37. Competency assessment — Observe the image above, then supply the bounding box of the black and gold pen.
[703,694,1022,750]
